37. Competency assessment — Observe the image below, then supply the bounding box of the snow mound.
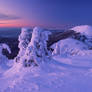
[71,25,92,37]
[52,38,92,56]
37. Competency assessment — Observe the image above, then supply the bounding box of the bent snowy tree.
[0,43,11,69]
[20,27,51,67]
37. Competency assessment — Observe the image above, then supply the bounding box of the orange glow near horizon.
[0,20,34,28]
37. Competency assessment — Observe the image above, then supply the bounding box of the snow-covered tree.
[20,27,51,67]
[15,27,32,62]
[0,43,11,69]
[0,43,11,54]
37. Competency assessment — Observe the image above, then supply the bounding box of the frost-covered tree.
[21,27,51,67]
[15,28,32,62]
[0,43,11,69]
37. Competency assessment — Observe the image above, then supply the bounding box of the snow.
[0,26,92,92]
[71,25,92,37]
[71,25,92,49]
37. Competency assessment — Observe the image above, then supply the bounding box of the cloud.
[0,23,10,24]
[0,23,6,24]
[0,13,21,21]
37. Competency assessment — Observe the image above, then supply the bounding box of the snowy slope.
[71,25,92,37]
[71,25,92,48]
[52,25,92,56]
[52,38,92,56]
[0,56,92,92]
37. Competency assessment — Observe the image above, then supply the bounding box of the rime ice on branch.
[22,27,51,67]
[15,28,32,62]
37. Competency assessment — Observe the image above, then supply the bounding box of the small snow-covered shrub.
[0,43,11,69]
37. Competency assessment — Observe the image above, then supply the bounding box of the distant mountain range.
[0,28,21,38]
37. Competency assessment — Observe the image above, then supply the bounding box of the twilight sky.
[0,0,92,28]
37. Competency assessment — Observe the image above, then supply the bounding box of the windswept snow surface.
[0,55,92,92]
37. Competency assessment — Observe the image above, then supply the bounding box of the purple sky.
[0,0,92,28]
